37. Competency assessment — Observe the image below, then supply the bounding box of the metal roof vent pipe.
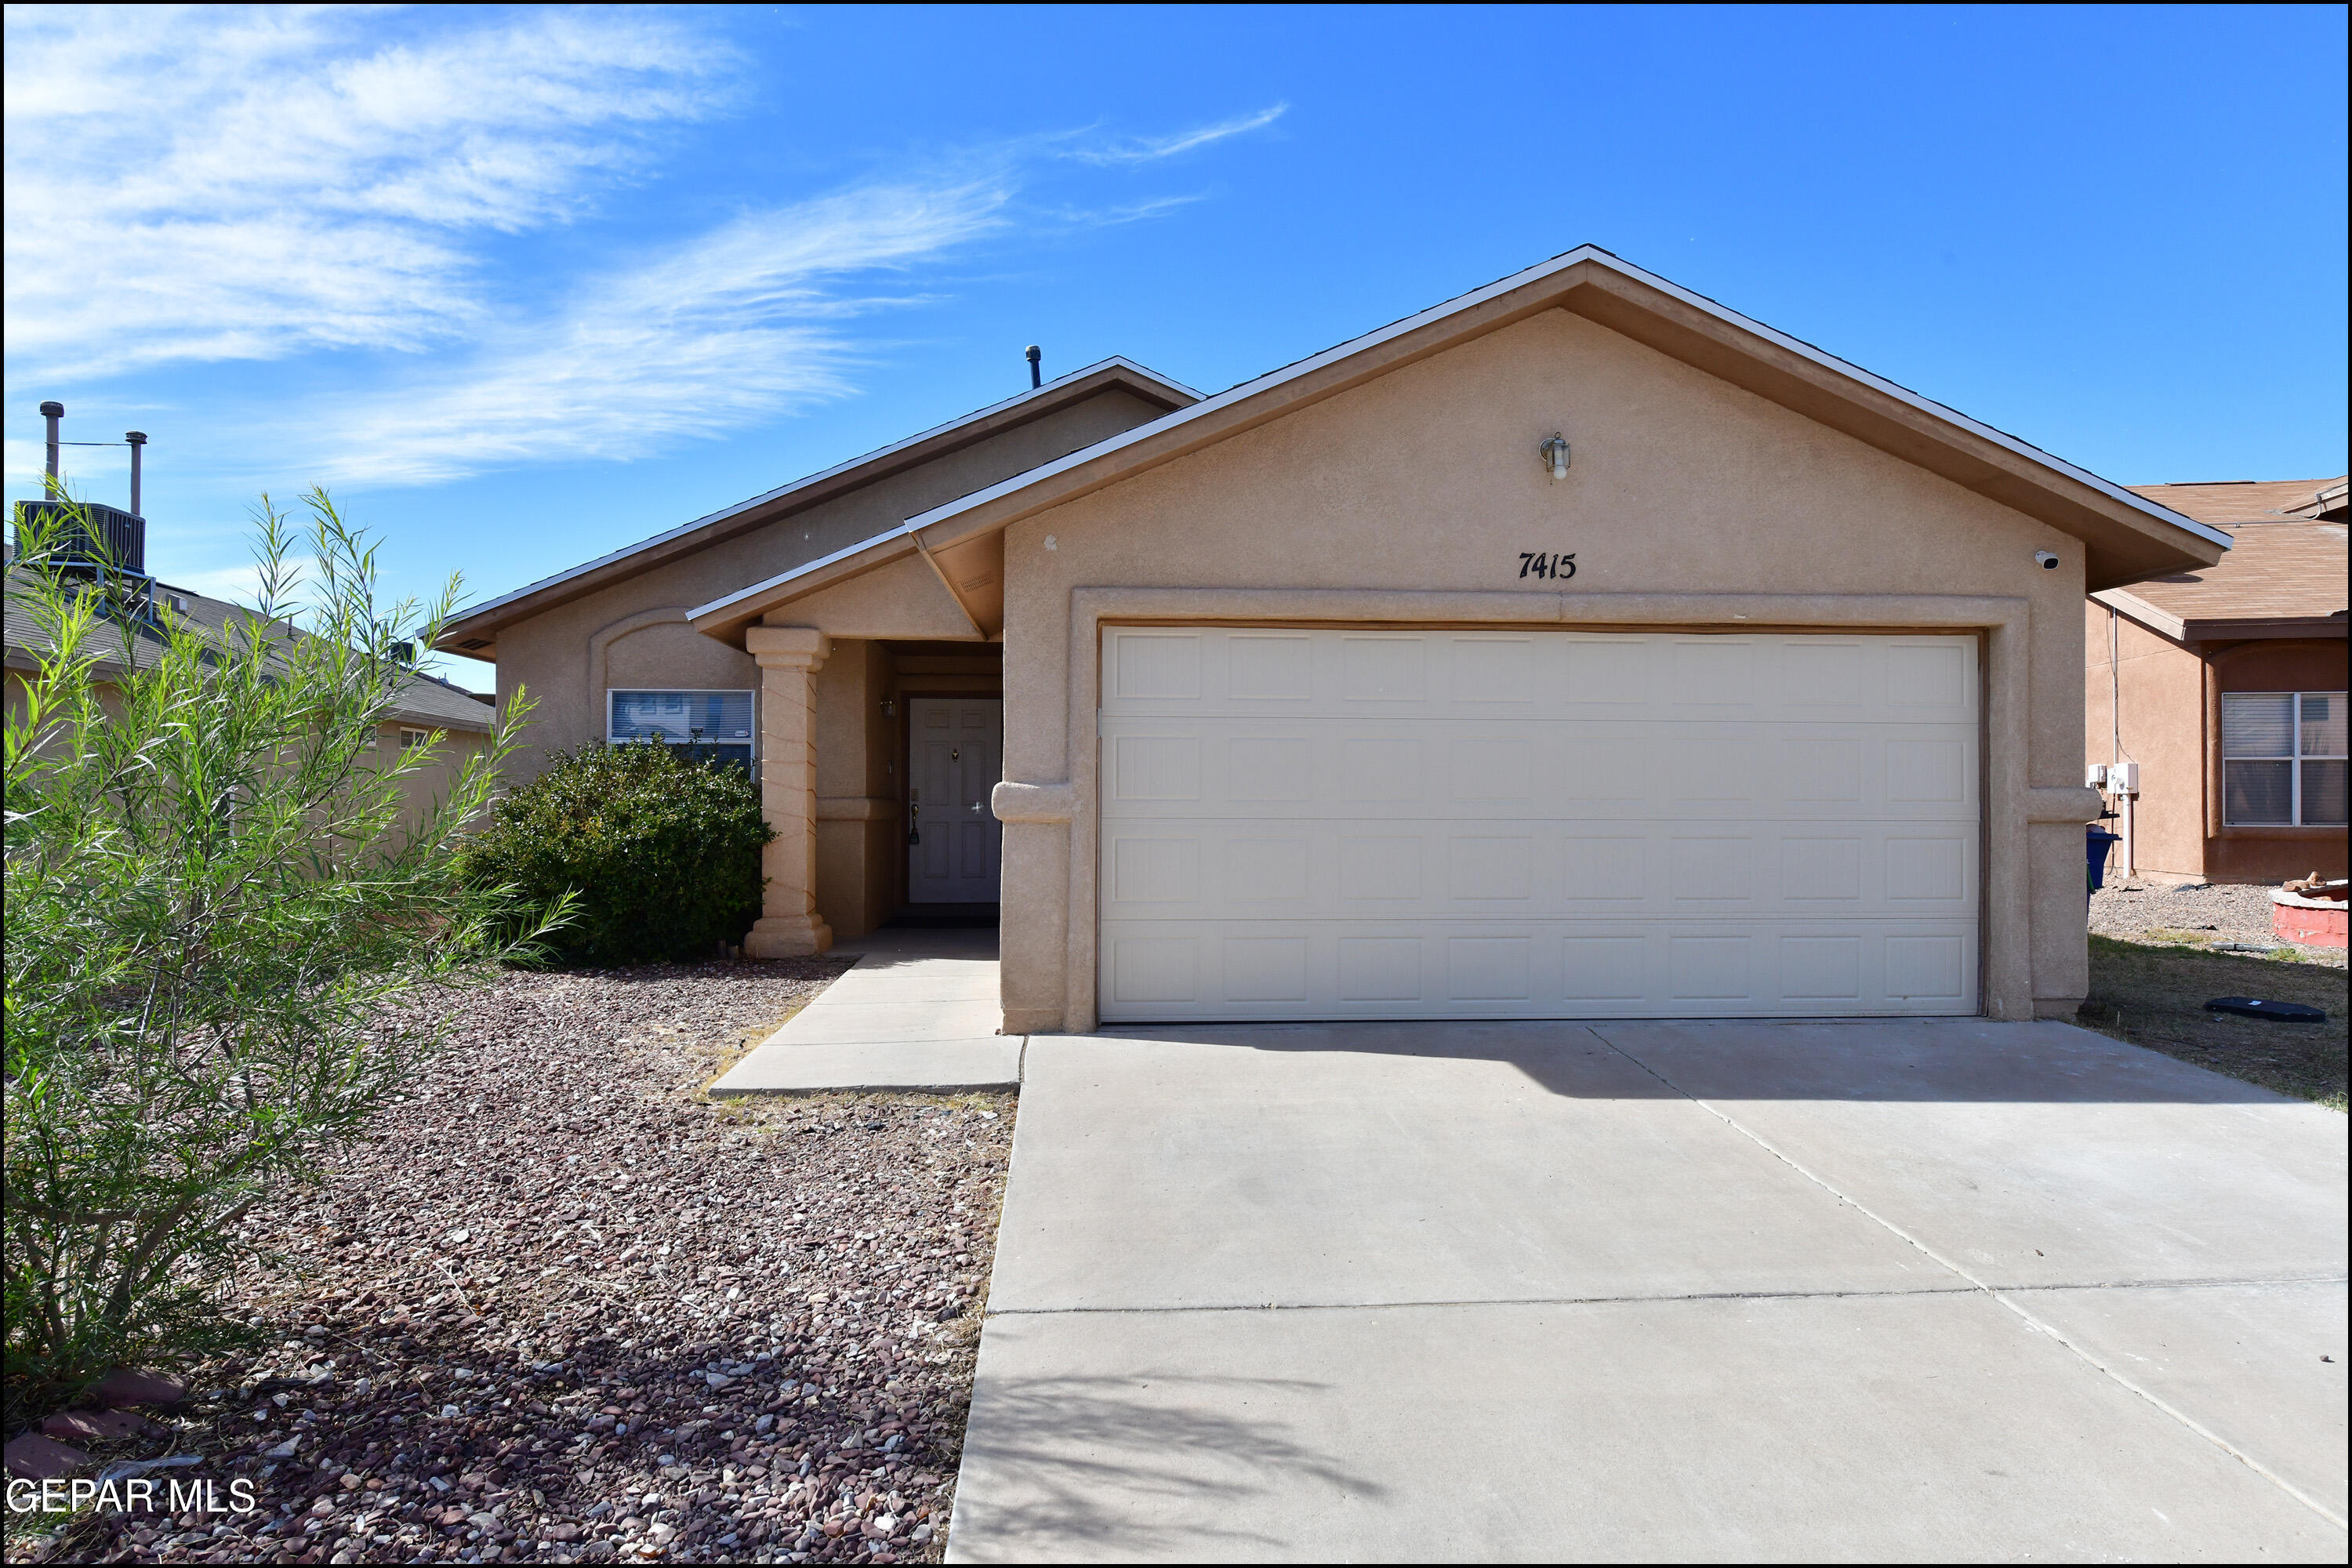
[127,430,146,517]
[42,400,63,490]
[1025,344,1042,389]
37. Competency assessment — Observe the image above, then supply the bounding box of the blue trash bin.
[2085,827,2122,898]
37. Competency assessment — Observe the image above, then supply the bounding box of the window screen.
[2223,691,2348,827]
[608,690,754,772]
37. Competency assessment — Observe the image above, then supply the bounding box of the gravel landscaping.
[8,960,1017,1566]
[2089,880,2347,967]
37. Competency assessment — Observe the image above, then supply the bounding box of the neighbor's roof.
[437,357,1198,654]
[2126,477,2349,529]
[3,568,496,732]
[2095,516,2348,642]
[689,244,2231,636]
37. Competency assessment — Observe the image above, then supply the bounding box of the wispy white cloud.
[1071,103,1288,165]
[3,5,728,381]
[295,179,1016,485]
[5,8,1286,495]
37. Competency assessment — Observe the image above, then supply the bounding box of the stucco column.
[744,626,833,957]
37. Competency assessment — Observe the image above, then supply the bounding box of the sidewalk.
[709,927,1021,1094]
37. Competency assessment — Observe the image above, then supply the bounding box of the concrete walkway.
[948,1018,2349,1562]
[710,929,1020,1095]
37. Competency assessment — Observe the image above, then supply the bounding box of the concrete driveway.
[947,1018,2348,1562]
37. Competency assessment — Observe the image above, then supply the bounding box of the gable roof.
[2093,524,2347,641]
[437,357,1197,654]
[2097,477,2347,641]
[2127,477,2348,528]
[687,245,2231,637]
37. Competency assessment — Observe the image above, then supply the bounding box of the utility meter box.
[2109,761,2140,793]
[2085,764,2108,789]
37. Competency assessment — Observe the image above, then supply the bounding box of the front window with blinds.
[608,689,755,774]
[2222,691,2347,827]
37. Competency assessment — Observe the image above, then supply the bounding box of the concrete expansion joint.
[1578,1025,2352,1535]
[978,1272,2352,1323]
[982,1283,1994,1321]
[1994,1272,2350,1296]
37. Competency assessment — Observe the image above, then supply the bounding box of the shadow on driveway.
[1094,1014,2299,1104]
[950,1368,1379,1559]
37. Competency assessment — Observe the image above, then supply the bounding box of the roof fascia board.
[2093,589,2187,642]
[440,358,1197,647]
[2094,590,2349,646]
[687,524,920,636]
[900,246,2229,561]
[2180,618,2348,642]
[1560,254,2227,551]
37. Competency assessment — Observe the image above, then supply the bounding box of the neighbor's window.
[2223,691,2347,827]
[398,727,433,752]
[608,688,755,774]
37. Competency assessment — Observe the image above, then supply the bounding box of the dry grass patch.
[2081,935,2347,1110]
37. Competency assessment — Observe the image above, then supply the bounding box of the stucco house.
[441,246,2230,1029]
[2085,477,2348,885]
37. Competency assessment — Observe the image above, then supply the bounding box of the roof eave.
[2176,616,2349,643]
[2092,590,2187,642]
[435,358,1199,655]
[2096,590,2347,645]
[685,525,922,645]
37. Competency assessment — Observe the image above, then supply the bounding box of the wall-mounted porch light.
[1537,433,1571,481]
[880,698,898,717]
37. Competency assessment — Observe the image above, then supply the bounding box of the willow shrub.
[2,494,565,1421]
[459,740,774,966]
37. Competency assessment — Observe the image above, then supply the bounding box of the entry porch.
[740,630,1004,957]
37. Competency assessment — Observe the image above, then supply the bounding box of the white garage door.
[1098,626,1980,1022]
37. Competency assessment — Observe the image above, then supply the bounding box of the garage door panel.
[1101,628,1979,725]
[1100,718,1976,821]
[1100,819,1975,923]
[1100,919,1980,1019]
[1101,628,1979,1022]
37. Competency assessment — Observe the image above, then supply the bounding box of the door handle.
[967,801,984,813]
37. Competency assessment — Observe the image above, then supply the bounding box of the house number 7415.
[1518,551,1576,580]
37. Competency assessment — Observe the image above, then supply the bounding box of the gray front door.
[908,697,1004,902]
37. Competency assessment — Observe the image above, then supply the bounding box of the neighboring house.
[5,517,495,841]
[2083,477,2348,886]
[443,245,2227,1029]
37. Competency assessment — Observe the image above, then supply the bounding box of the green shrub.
[462,741,775,966]
[3,494,563,1423]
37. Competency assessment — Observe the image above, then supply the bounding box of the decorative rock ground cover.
[5,960,1017,1566]
[2090,880,2347,967]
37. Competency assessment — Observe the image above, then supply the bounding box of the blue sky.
[6,4,2344,681]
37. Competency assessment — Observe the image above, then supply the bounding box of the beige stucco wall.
[2084,603,2209,880]
[979,306,2100,1029]
[2084,606,2349,884]
[378,721,492,848]
[488,388,1169,784]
